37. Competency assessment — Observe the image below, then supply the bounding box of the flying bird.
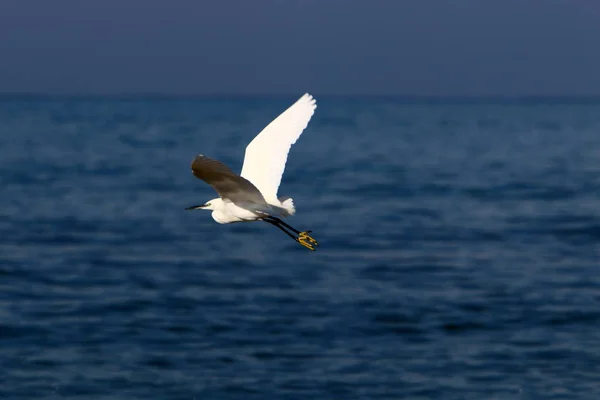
[186,93,319,251]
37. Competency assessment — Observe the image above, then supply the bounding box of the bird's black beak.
[185,204,206,210]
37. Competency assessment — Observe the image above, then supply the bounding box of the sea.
[1,95,599,399]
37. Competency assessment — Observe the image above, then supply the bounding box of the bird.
[185,93,319,251]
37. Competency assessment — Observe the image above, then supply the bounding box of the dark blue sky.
[1,0,599,95]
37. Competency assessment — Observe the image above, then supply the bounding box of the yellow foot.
[297,236,316,251]
[298,231,318,249]
[298,231,318,245]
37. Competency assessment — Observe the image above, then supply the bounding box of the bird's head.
[185,198,220,211]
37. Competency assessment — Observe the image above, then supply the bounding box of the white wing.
[240,93,317,204]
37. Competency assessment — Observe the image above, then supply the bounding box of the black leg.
[262,216,318,250]
[263,219,299,242]
[263,216,307,235]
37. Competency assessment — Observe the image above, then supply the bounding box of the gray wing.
[190,154,267,204]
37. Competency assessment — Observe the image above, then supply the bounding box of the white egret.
[186,93,319,251]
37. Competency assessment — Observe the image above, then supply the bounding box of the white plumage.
[240,93,317,205]
[186,93,319,251]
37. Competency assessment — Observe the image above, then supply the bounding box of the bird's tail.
[279,196,296,216]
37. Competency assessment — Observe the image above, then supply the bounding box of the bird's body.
[203,198,293,224]
[186,93,319,250]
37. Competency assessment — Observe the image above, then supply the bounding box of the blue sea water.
[1,95,599,399]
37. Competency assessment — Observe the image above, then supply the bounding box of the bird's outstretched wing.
[240,93,317,204]
[190,154,267,204]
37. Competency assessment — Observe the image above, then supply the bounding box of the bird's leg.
[263,216,318,248]
[262,218,316,251]
[263,219,297,239]
[264,216,301,233]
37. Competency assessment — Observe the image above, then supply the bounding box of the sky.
[0,0,599,96]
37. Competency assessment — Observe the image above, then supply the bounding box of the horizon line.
[2,92,600,101]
